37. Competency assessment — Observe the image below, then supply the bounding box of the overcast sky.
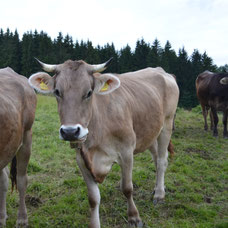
[1,0,227,66]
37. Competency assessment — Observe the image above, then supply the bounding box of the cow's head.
[29,58,120,143]
[220,76,228,85]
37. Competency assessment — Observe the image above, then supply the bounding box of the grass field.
[5,94,228,228]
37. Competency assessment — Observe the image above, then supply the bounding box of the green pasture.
[5,95,228,227]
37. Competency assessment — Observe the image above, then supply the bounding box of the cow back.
[90,67,179,153]
[0,67,36,166]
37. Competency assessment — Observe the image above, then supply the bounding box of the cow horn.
[220,77,228,85]
[34,57,57,73]
[91,57,113,73]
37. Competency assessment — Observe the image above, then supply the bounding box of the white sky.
[0,0,227,66]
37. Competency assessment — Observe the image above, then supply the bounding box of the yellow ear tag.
[100,82,109,92]
[40,81,49,91]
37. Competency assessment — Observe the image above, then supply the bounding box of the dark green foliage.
[119,44,133,73]
[0,28,224,108]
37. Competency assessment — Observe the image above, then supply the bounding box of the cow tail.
[168,140,174,158]
[10,156,17,192]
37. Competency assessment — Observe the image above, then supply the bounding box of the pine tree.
[37,31,54,64]
[160,40,178,73]
[84,40,100,64]
[133,39,150,70]
[10,30,22,73]
[99,43,118,73]
[175,47,192,107]
[21,31,35,76]
[53,32,67,63]
[201,52,217,72]
[119,44,133,73]
[218,64,228,72]
[147,38,162,67]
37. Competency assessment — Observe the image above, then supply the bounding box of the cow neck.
[73,142,96,181]
[87,94,106,144]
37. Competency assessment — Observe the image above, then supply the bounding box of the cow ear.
[93,73,120,95]
[28,72,54,94]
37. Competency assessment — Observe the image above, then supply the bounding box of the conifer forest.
[0,28,227,108]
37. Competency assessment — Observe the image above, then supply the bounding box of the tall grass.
[5,95,228,227]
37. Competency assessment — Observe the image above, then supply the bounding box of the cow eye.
[85,90,93,99]
[54,89,61,98]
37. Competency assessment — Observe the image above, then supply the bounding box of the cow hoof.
[16,218,28,228]
[153,197,165,205]
[0,216,7,227]
[129,220,143,227]
[0,220,6,227]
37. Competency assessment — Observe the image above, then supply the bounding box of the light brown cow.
[29,59,179,227]
[0,67,36,227]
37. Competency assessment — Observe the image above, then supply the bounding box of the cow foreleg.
[0,168,9,227]
[153,126,171,204]
[76,152,101,228]
[120,151,142,227]
[16,130,32,227]
[223,110,228,138]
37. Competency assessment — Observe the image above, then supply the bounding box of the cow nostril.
[75,127,80,137]
[60,128,66,139]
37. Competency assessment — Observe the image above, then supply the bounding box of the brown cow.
[0,68,36,227]
[196,71,228,137]
[29,59,179,227]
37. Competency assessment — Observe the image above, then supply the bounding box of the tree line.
[0,28,227,108]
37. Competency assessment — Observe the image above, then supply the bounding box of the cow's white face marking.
[59,124,89,142]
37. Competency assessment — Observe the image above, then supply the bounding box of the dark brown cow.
[29,59,179,228]
[0,67,37,227]
[196,71,228,137]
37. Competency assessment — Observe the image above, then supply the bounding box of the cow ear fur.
[28,72,54,94]
[93,73,120,95]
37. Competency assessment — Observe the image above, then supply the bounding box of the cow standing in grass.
[0,68,37,227]
[29,59,179,228]
[196,71,228,138]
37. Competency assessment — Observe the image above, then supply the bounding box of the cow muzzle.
[59,124,89,142]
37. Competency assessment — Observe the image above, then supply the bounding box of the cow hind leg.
[0,167,9,227]
[16,130,32,227]
[223,110,228,138]
[211,107,219,137]
[149,140,158,170]
[153,121,172,204]
[202,105,209,131]
[209,110,214,131]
